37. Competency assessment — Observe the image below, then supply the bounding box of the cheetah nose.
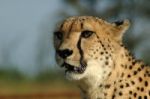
[57,49,73,59]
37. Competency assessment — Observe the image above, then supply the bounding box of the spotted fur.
[54,16,150,99]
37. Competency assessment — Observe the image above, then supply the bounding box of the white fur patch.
[66,59,105,86]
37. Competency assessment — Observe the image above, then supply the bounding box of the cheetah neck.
[76,59,114,99]
[113,46,139,78]
[78,46,141,99]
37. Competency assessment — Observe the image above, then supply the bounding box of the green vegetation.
[0,67,65,82]
[0,67,78,94]
[0,68,25,82]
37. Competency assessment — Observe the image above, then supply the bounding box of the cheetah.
[53,16,150,99]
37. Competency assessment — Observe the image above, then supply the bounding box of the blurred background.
[0,0,150,99]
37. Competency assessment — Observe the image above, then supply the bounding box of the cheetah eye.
[81,30,94,38]
[54,31,63,40]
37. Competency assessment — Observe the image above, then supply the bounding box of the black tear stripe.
[77,37,84,64]
[77,37,87,67]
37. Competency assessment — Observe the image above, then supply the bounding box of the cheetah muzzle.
[61,61,87,74]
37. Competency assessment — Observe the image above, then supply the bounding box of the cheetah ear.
[111,19,130,41]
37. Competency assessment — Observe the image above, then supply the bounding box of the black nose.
[57,49,73,59]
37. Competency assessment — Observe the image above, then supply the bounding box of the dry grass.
[0,80,81,99]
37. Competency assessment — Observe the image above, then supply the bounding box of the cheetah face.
[54,16,130,80]
[54,29,96,80]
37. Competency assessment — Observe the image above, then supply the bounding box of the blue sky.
[0,0,62,75]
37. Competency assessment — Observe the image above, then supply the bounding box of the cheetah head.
[54,16,130,81]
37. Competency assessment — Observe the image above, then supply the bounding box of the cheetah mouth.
[61,62,87,74]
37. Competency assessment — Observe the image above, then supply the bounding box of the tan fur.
[54,16,150,99]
